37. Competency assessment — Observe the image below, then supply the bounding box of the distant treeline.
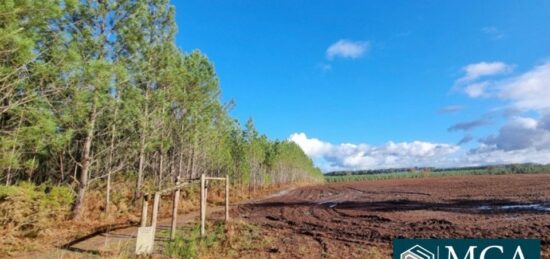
[325,163,550,182]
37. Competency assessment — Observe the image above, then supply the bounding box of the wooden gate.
[135,174,230,255]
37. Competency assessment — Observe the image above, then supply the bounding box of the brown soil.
[17,174,549,258]
[238,174,550,258]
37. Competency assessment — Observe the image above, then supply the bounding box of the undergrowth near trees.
[0,182,73,253]
[164,221,274,258]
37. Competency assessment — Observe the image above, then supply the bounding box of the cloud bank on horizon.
[290,60,550,172]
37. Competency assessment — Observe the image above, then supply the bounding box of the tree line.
[0,0,323,218]
[325,163,550,177]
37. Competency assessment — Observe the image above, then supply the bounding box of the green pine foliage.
[1,0,323,218]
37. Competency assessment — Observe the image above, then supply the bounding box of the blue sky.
[172,1,550,171]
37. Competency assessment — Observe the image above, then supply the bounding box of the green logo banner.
[393,239,540,259]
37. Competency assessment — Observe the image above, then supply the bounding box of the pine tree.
[1,0,324,220]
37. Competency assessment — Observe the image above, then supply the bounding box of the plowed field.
[237,174,550,258]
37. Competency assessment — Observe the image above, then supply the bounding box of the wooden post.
[141,194,149,227]
[205,184,208,207]
[204,182,208,217]
[170,180,180,240]
[225,175,229,222]
[151,192,160,234]
[200,174,206,237]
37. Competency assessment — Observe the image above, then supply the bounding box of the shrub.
[0,182,73,238]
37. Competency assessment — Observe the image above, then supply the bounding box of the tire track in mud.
[238,174,550,258]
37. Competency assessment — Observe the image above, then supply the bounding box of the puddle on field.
[319,201,338,208]
[478,203,550,212]
[316,200,550,212]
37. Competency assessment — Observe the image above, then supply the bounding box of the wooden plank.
[135,226,155,255]
[225,175,229,222]
[170,188,180,240]
[142,179,200,197]
[155,181,195,195]
[204,177,226,180]
[140,195,149,227]
[151,193,160,237]
[200,174,206,237]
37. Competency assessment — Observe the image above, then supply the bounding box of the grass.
[163,220,273,258]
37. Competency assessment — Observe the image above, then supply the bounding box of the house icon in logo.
[400,245,435,259]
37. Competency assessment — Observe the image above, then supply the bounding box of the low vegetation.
[0,182,73,252]
[163,221,273,258]
[0,178,308,255]
[325,163,550,182]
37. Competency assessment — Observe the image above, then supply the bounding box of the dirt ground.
[237,174,550,258]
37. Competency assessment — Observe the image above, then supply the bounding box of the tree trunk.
[169,150,175,184]
[190,139,198,179]
[60,150,65,182]
[135,89,148,199]
[6,113,24,185]
[106,104,118,215]
[158,151,164,190]
[186,145,193,179]
[178,147,184,179]
[178,124,184,179]
[72,96,97,219]
[158,105,165,189]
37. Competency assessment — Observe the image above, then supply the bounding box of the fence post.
[225,175,229,222]
[141,194,149,227]
[151,192,160,235]
[200,174,206,237]
[170,178,181,240]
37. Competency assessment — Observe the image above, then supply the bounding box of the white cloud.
[464,147,550,166]
[481,116,550,151]
[458,61,513,83]
[441,60,550,167]
[464,81,490,97]
[453,61,514,97]
[292,61,550,172]
[457,61,550,152]
[496,62,550,111]
[289,132,550,172]
[326,39,369,60]
[288,133,332,158]
[454,61,550,108]
[289,133,459,171]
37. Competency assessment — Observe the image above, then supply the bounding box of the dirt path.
[238,174,550,258]
[63,206,223,255]
[58,188,297,256]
